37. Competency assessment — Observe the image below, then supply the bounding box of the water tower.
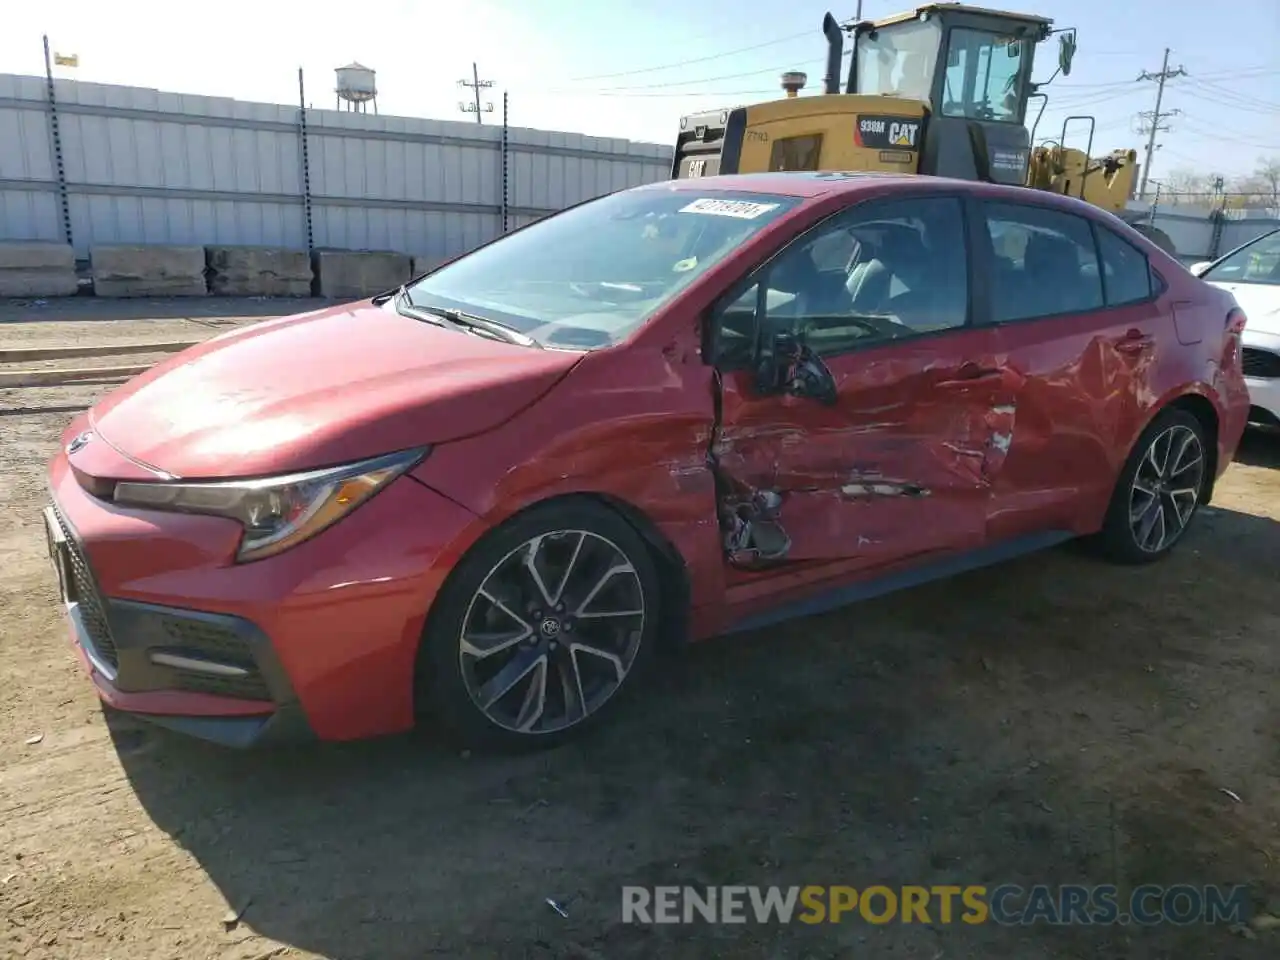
[335,62,378,114]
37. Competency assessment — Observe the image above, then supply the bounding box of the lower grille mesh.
[51,504,119,670]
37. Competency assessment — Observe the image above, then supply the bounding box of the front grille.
[1242,347,1280,379]
[51,504,119,670]
[153,614,271,701]
[173,671,272,700]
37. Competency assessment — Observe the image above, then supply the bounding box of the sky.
[2,0,1277,184]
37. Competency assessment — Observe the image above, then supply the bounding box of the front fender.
[411,345,727,626]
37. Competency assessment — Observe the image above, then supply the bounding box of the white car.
[1192,228,1280,427]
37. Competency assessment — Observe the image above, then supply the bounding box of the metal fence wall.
[1125,200,1279,262]
[0,73,675,259]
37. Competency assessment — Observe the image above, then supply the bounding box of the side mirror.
[1189,261,1214,278]
[1058,33,1076,77]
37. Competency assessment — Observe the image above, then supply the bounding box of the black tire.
[1092,407,1210,565]
[417,498,663,752]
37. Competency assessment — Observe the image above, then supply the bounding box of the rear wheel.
[419,499,661,751]
[1094,408,1209,564]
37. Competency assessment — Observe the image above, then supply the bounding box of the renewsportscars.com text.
[621,884,1251,926]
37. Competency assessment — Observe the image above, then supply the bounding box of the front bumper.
[1242,331,1280,425]
[46,437,484,745]
[45,502,313,747]
[1245,376,1280,426]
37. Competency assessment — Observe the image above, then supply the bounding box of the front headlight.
[113,447,428,562]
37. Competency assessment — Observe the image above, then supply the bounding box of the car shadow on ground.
[1235,427,1280,469]
[111,508,1280,960]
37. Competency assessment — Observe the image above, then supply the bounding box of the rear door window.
[982,203,1104,322]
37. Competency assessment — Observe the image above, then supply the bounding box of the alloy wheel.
[458,530,646,735]
[1128,423,1205,554]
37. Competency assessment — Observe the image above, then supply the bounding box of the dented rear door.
[976,201,1170,541]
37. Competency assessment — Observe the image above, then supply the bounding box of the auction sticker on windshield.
[679,198,780,219]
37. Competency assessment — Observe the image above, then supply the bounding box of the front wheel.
[418,499,662,751]
[1093,408,1209,564]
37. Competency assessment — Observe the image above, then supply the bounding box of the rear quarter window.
[1096,227,1154,306]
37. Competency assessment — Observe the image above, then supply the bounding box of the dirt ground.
[0,297,1277,960]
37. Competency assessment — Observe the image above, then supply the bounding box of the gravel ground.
[0,298,1276,960]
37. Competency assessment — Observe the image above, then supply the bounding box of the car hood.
[88,300,581,479]
[1208,281,1280,336]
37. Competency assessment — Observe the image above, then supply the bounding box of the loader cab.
[848,4,1061,185]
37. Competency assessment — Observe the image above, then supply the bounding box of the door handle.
[935,363,1003,390]
[1115,329,1154,355]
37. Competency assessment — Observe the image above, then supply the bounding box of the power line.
[591,88,785,99]
[1176,115,1280,151]
[590,53,853,93]
[1136,48,1187,198]
[1044,87,1148,111]
[1056,64,1276,93]
[1177,87,1280,116]
[1182,78,1280,113]
[457,62,495,123]
[592,59,828,92]
[565,31,813,82]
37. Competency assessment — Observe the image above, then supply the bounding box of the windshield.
[855,20,942,101]
[941,28,1030,123]
[1204,230,1280,286]
[404,189,801,349]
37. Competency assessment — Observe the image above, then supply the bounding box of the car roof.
[637,171,926,199]
[634,171,1167,235]
[635,171,1104,214]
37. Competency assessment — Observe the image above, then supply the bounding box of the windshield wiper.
[392,287,540,347]
[446,309,540,348]
[412,305,539,347]
[394,292,464,332]
[374,283,412,307]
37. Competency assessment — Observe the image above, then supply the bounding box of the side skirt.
[723,529,1075,635]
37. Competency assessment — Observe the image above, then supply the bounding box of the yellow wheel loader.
[671,2,1176,254]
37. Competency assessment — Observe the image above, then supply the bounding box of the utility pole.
[458,62,494,123]
[1136,48,1186,199]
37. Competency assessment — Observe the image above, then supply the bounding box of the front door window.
[710,194,1016,569]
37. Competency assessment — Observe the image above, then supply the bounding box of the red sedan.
[45,172,1251,749]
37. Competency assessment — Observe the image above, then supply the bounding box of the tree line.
[1155,156,1280,210]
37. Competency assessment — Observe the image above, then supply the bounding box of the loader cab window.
[854,19,943,102]
[941,28,1031,123]
[769,134,824,171]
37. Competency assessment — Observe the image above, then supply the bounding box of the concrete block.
[0,241,78,297]
[91,244,207,298]
[206,246,312,296]
[312,249,411,300]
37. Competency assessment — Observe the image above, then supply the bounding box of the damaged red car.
[45,172,1251,749]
